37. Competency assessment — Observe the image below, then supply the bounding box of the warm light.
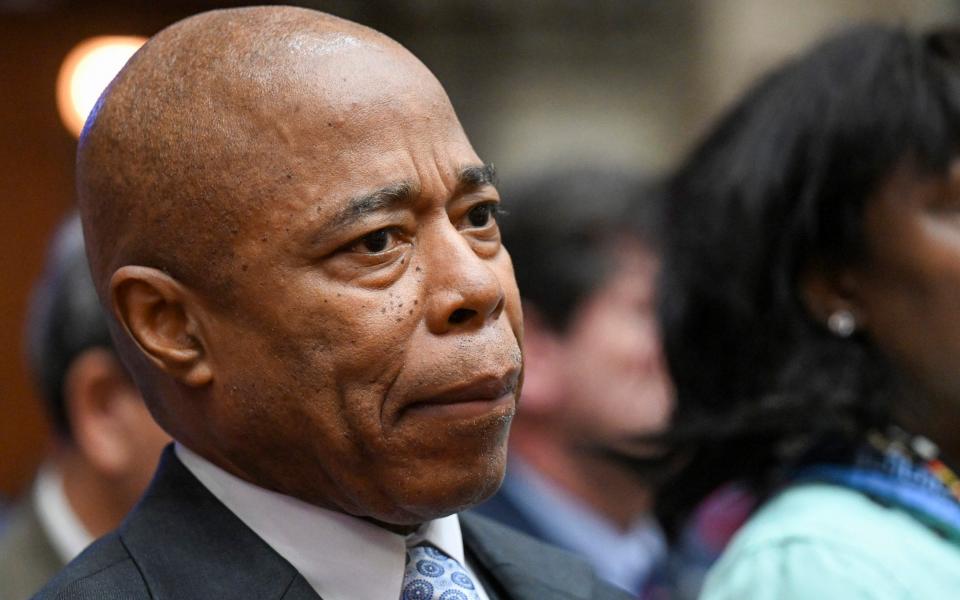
[56,36,147,138]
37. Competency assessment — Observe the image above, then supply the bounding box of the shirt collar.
[407,511,467,566]
[175,443,465,600]
[33,462,94,563]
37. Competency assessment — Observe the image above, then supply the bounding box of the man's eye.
[357,229,391,253]
[467,203,498,228]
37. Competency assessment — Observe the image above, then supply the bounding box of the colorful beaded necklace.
[879,429,960,505]
[794,427,960,541]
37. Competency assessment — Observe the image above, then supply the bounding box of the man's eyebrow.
[328,180,418,230]
[323,164,496,232]
[458,163,498,190]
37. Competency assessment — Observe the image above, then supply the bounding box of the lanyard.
[792,431,960,542]
[794,464,960,541]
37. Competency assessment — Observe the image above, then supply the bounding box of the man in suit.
[0,214,169,600]
[36,6,628,600]
[473,170,672,595]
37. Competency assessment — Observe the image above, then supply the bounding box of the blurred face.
[193,46,523,526]
[558,241,672,445]
[115,381,171,506]
[66,347,170,512]
[852,160,960,459]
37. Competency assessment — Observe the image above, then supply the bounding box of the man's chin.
[369,455,509,527]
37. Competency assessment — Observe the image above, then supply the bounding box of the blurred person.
[0,214,169,600]
[650,24,960,598]
[35,7,628,599]
[473,169,672,595]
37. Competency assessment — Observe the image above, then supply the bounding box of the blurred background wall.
[1,0,957,499]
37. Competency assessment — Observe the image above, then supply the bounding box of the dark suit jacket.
[34,447,629,600]
[0,497,64,600]
[473,475,666,597]
[472,484,549,542]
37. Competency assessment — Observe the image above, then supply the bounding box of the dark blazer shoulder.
[32,446,314,600]
[32,532,149,600]
[461,512,631,600]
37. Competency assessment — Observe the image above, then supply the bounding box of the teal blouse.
[701,483,960,599]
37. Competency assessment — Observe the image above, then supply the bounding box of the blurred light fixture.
[56,35,146,138]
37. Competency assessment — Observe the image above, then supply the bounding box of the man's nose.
[423,228,505,335]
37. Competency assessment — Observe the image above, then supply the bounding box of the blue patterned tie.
[401,543,482,600]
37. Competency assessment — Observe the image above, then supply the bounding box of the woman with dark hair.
[657,24,960,597]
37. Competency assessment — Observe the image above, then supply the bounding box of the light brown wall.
[0,11,164,499]
[1,16,75,498]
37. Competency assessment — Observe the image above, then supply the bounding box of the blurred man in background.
[473,168,673,595]
[0,214,170,600]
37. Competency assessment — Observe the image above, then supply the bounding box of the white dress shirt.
[33,464,94,563]
[176,444,490,600]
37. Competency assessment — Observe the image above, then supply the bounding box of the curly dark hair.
[654,24,960,536]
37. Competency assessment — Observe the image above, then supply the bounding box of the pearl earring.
[827,310,857,337]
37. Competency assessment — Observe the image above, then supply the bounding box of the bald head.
[78,6,450,305]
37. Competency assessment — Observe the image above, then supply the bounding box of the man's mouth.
[402,370,520,419]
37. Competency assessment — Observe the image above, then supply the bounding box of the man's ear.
[799,260,866,332]
[516,302,565,416]
[110,266,212,387]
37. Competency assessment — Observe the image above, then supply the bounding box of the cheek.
[260,277,421,363]
[494,254,524,343]
[858,206,960,370]
[860,250,960,388]
[562,307,672,430]
[298,288,427,439]
[320,288,424,385]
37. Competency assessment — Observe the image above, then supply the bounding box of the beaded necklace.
[927,459,960,503]
[794,427,960,541]
[881,429,960,505]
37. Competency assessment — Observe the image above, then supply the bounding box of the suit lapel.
[460,512,595,600]
[281,575,326,600]
[118,446,321,600]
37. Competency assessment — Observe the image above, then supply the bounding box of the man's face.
[558,241,672,446]
[192,47,523,526]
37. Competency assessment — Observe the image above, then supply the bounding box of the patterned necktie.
[401,542,482,600]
